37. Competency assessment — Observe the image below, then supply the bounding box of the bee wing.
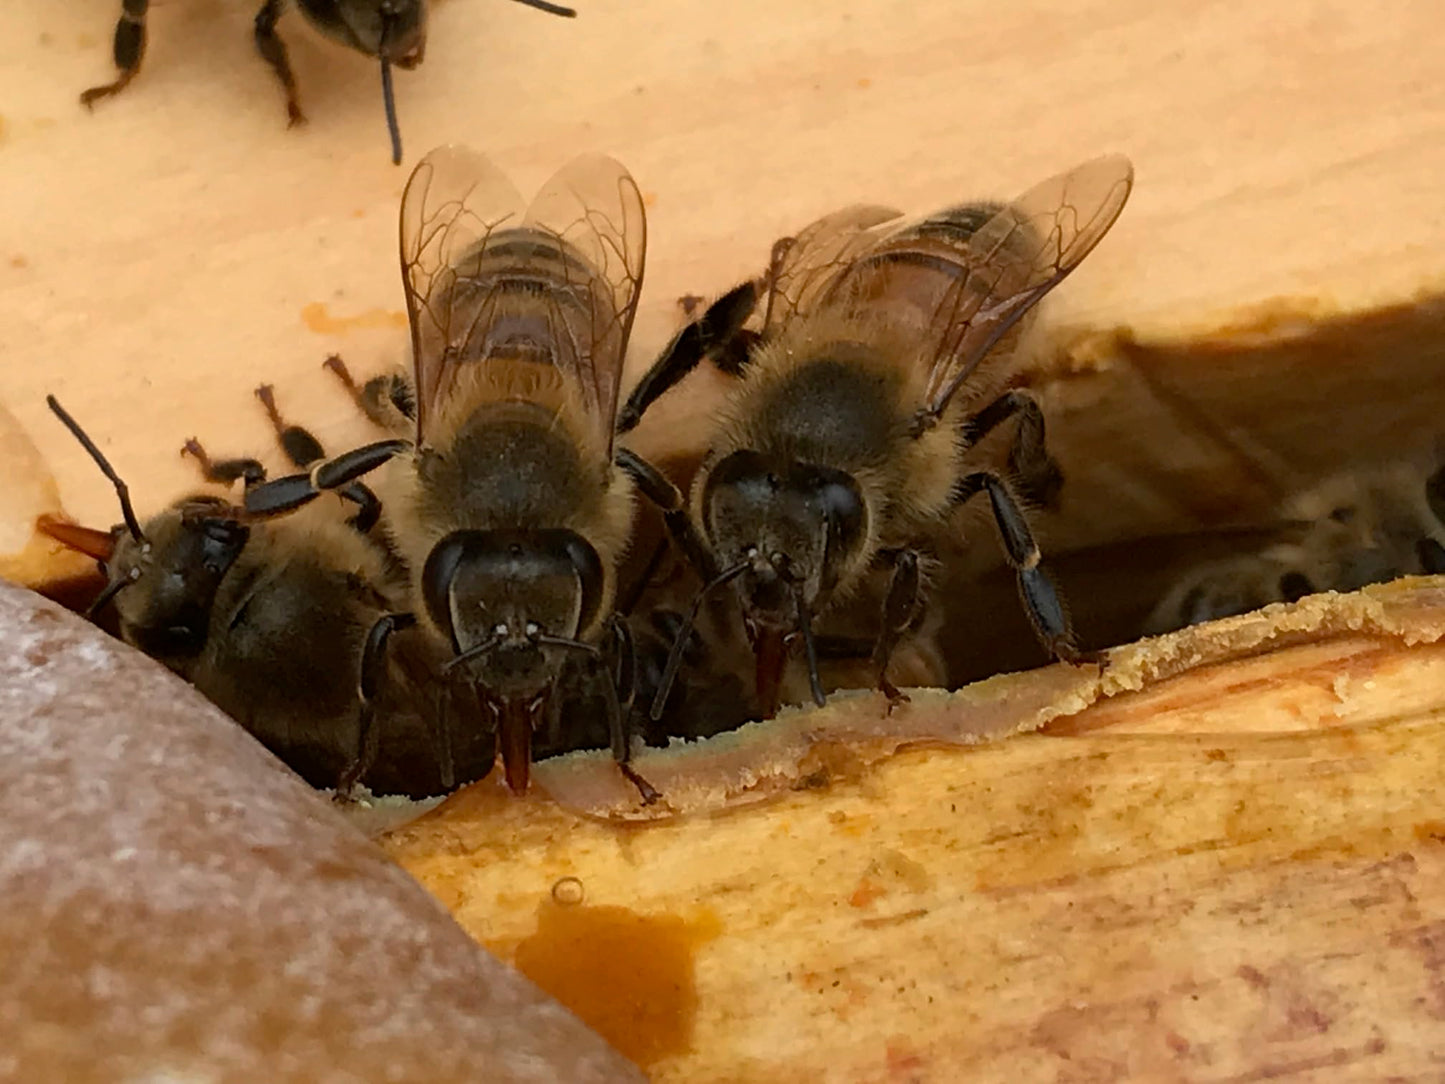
[761,204,905,332]
[918,155,1134,419]
[523,154,647,449]
[400,144,528,442]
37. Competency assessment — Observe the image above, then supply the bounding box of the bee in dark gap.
[80,0,577,164]
[239,145,681,801]
[1144,457,1445,634]
[619,156,1135,719]
[38,388,488,799]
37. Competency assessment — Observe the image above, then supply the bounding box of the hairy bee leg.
[961,389,1063,508]
[80,0,148,108]
[254,383,383,531]
[871,549,922,710]
[336,611,416,799]
[254,0,306,127]
[615,445,721,581]
[180,439,267,487]
[243,439,408,519]
[616,447,683,509]
[600,618,660,805]
[255,385,324,467]
[323,355,415,434]
[607,616,638,714]
[955,470,1083,664]
[617,279,760,433]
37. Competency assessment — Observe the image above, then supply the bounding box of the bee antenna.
[378,52,403,166]
[86,567,140,619]
[649,560,749,721]
[510,0,578,17]
[442,633,503,674]
[532,633,602,657]
[791,582,826,708]
[46,395,146,545]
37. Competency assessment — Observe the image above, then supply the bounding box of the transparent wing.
[399,144,527,442]
[760,203,905,332]
[918,155,1134,420]
[523,153,647,445]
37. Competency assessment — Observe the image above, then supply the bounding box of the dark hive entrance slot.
[940,294,1445,684]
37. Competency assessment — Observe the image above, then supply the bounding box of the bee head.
[701,449,867,631]
[301,0,426,61]
[422,528,604,702]
[42,396,249,668]
[103,500,250,664]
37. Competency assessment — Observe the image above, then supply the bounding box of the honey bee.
[1144,458,1445,634]
[325,355,763,757]
[80,0,576,164]
[238,145,675,800]
[620,156,1135,717]
[39,392,488,799]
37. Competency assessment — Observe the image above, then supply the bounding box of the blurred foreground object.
[0,580,643,1083]
[386,575,1445,1080]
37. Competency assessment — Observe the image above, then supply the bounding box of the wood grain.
[384,579,1445,1080]
[2,0,1443,532]
[6,3,1445,1078]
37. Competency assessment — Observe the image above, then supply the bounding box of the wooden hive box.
[2,0,1444,1078]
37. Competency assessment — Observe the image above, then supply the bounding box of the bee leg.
[323,355,416,434]
[336,612,416,800]
[253,0,306,127]
[255,384,324,468]
[871,549,923,711]
[254,383,382,532]
[955,471,1096,668]
[617,279,760,433]
[616,447,720,581]
[602,617,660,805]
[243,439,408,520]
[180,439,267,487]
[961,389,1063,509]
[80,0,149,109]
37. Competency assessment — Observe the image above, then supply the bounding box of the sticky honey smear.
[0,400,98,595]
[300,302,408,335]
[527,576,1445,821]
[502,895,721,1071]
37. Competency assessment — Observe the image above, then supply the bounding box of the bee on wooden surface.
[240,145,677,801]
[322,360,764,756]
[1144,458,1445,634]
[38,391,487,799]
[620,156,1135,718]
[80,0,576,164]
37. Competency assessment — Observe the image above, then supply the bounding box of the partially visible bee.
[38,391,487,799]
[620,156,1135,718]
[80,0,576,164]
[239,145,675,800]
[1145,458,1445,634]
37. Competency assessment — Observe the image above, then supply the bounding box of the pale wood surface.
[6,4,1445,1079]
[384,578,1445,1080]
[2,0,1443,531]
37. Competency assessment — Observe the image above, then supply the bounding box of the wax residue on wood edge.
[1042,287,1445,376]
[508,576,1445,822]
